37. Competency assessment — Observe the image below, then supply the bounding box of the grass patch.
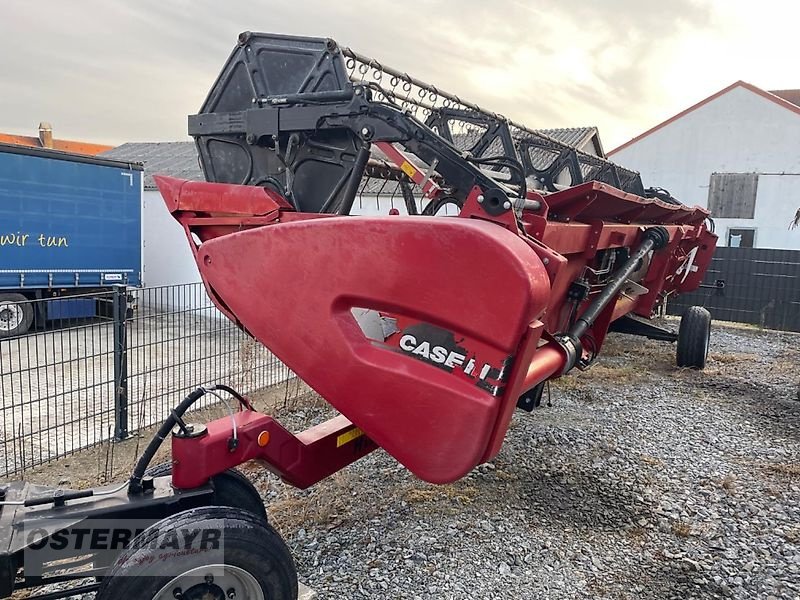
[781,527,800,543]
[763,462,800,478]
[640,454,665,467]
[404,483,479,505]
[269,471,356,532]
[402,482,480,511]
[671,521,697,537]
[712,474,738,493]
[708,352,757,364]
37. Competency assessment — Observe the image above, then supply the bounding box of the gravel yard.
[11,319,799,600]
[246,320,800,599]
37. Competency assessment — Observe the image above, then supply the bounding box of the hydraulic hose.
[337,144,372,215]
[562,226,670,372]
[127,385,253,495]
[128,387,206,495]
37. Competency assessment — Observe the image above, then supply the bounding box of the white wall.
[142,190,202,287]
[610,85,800,250]
[141,189,214,312]
[718,174,800,250]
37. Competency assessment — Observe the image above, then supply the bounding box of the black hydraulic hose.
[337,144,372,215]
[568,226,670,345]
[468,154,528,199]
[128,387,206,495]
[399,178,418,215]
[421,195,463,216]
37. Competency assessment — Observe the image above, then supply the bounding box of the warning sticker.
[400,161,417,179]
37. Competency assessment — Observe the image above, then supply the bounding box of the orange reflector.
[257,431,270,447]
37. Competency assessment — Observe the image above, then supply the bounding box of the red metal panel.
[544,182,709,225]
[181,208,551,483]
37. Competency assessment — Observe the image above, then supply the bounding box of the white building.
[609,81,800,250]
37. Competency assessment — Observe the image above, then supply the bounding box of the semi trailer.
[0,143,142,337]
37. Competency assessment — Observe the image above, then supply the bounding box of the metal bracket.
[608,314,678,342]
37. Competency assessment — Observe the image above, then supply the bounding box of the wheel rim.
[0,302,23,332]
[153,564,265,600]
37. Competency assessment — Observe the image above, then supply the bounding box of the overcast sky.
[2,0,797,151]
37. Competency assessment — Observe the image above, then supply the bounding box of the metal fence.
[668,246,800,332]
[0,283,294,476]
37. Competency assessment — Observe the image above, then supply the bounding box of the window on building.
[708,173,758,218]
[727,228,756,248]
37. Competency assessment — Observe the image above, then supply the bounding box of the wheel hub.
[175,581,225,600]
[0,302,23,332]
[155,566,264,600]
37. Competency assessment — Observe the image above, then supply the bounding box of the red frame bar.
[171,411,376,490]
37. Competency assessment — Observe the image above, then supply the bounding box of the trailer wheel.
[146,462,267,522]
[0,294,33,338]
[676,306,711,369]
[96,506,297,600]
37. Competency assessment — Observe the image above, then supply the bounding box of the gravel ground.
[13,320,800,599]
[246,320,800,600]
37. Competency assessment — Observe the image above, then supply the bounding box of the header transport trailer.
[0,143,142,337]
[0,33,716,599]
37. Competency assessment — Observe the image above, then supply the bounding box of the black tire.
[676,306,711,369]
[0,293,33,338]
[96,506,297,600]
[145,462,268,522]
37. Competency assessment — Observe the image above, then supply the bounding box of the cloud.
[0,0,797,151]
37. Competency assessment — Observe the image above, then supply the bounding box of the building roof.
[0,122,113,156]
[0,133,113,155]
[536,126,604,156]
[101,142,203,190]
[769,89,800,108]
[609,81,800,156]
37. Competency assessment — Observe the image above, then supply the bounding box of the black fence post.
[112,284,129,440]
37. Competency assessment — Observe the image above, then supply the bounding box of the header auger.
[0,32,717,600]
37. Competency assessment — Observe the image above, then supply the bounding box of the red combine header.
[0,32,717,600]
[156,32,716,484]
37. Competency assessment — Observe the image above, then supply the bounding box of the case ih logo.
[395,323,510,396]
